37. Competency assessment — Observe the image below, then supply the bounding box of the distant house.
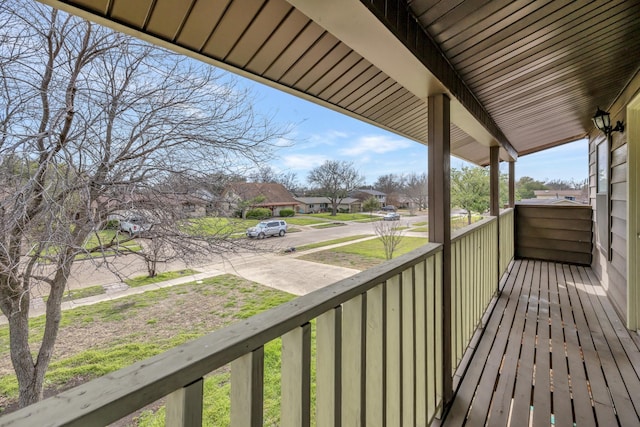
[294,196,362,214]
[221,182,298,216]
[351,188,387,205]
[533,189,587,204]
[106,192,208,223]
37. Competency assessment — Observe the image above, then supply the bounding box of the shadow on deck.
[442,259,640,426]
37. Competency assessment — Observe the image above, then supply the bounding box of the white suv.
[246,220,287,239]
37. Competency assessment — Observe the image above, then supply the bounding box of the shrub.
[279,209,294,217]
[338,208,349,214]
[246,208,271,219]
[104,219,120,230]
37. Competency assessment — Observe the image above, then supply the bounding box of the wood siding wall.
[589,70,640,324]
[515,205,592,265]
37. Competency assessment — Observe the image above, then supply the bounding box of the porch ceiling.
[38,0,640,166]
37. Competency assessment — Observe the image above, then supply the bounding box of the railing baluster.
[366,284,384,427]
[166,377,203,427]
[415,260,427,426]
[231,347,264,427]
[342,295,365,425]
[317,307,342,427]
[281,323,311,427]
[402,268,416,426]
[386,275,401,426]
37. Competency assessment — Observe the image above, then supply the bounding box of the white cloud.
[339,135,413,156]
[281,154,329,170]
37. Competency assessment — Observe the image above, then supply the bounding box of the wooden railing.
[450,216,499,376]
[3,211,518,427]
[515,204,592,265]
[2,244,445,427]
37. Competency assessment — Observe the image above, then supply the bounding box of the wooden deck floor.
[442,259,640,426]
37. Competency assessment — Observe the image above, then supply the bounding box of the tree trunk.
[467,212,472,225]
[5,261,69,407]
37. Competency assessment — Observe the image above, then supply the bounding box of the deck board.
[443,260,640,426]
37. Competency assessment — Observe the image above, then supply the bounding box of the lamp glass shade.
[593,108,611,131]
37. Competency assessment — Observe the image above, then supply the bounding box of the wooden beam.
[362,0,518,160]
[427,93,453,406]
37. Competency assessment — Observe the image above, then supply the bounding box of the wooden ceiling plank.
[467,13,637,90]
[345,77,399,113]
[225,0,292,68]
[71,0,110,14]
[456,0,631,73]
[279,32,339,87]
[201,0,265,60]
[111,0,153,28]
[176,0,230,51]
[335,70,388,108]
[293,42,352,92]
[145,0,194,41]
[317,58,371,100]
[306,51,362,97]
[444,0,558,58]
[244,8,309,75]
[263,22,326,82]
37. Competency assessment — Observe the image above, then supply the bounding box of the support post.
[427,94,452,407]
[490,146,501,293]
[490,146,500,216]
[508,161,515,207]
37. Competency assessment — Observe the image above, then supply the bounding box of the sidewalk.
[0,242,367,325]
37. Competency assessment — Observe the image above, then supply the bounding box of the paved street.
[2,213,429,323]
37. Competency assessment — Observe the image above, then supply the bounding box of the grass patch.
[412,226,429,232]
[311,222,347,229]
[294,235,373,252]
[282,217,329,226]
[413,221,428,226]
[124,269,200,287]
[307,212,373,221]
[299,236,429,270]
[331,236,428,259]
[0,275,295,406]
[42,285,106,303]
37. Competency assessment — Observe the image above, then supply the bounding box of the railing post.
[281,324,312,427]
[508,160,515,208]
[231,347,264,426]
[166,377,203,427]
[317,307,342,427]
[490,146,501,293]
[428,93,453,406]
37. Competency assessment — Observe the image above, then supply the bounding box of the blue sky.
[243,78,589,186]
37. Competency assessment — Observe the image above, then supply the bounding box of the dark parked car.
[381,205,396,211]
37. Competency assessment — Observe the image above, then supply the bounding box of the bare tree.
[307,160,364,216]
[0,2,286,407]
[404,172,428,212]
[248,164,299,192]
[373,219,405,260]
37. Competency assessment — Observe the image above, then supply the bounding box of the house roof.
[354,189,386,197]
[295,197,361,205]
[533,189,583,197]
[37,0,640,166]
[226,182,298,206]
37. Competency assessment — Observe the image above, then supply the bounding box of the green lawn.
[0,275,295,423]
[124,269,200,287]
[331,236,429,259]
[294,235,373,252]
[306,212,374,221]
